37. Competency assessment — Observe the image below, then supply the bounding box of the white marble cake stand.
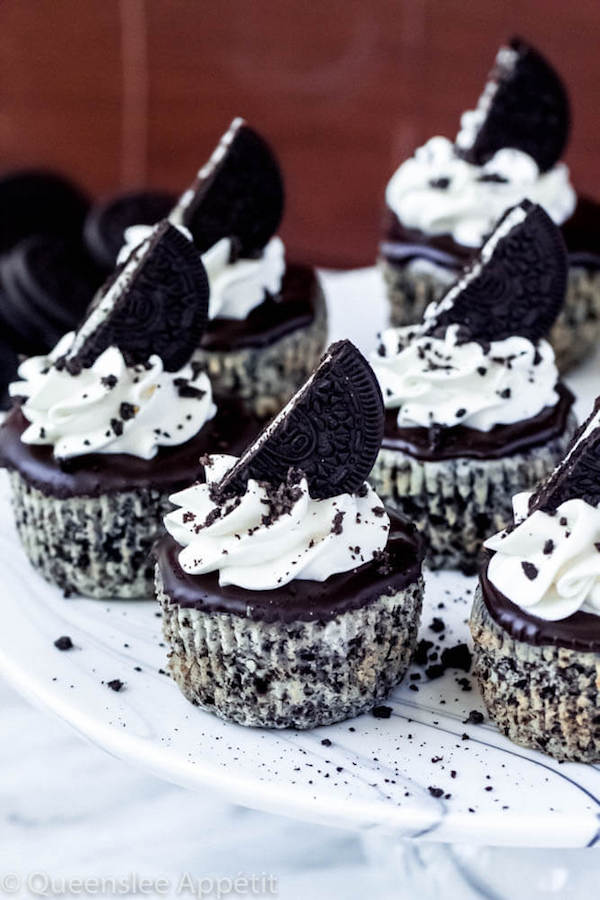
[1,270,599,881]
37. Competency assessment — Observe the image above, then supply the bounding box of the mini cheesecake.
[118,118,327,418]
[370,201,578,572]
[380,38,600,372]
[155,341,425,729]
[472,398,600,762]
[0,221,263,600]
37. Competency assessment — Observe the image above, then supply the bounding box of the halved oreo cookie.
[456,38,570,173]
[171,117,285,257]
[84,190,176,269]
[529,398,600,512]
[424,200,567,343]
[216,340,384,500]
[63,221,209,373]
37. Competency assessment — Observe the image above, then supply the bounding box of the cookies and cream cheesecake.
[472,397,600,762]
[370,201,578,572]
[155,340,424,729]
[118,118,327,418]
[380,38,600,372]
[0,221,262,599]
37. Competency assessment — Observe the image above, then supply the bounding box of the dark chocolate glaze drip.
[201,264,319,351]
[480,554,600,652]
[0,404,263,499]
[381,198,600,270]
[155,513,424,624]
[382,383,574,462]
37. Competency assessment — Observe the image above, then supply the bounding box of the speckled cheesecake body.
[0,404,263,599]
[9,471,170,598]
[470,585,600,762]
[380,257,600,374]
[370,412,578,573]
[157,567,423,729]
[195,269,328,419]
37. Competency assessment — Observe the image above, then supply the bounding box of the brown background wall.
[0,1,598,267]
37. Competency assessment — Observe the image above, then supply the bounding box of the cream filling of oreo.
[486,492,600,621]
[10,331,216,461]
[371,324,559,432]
[385,135,576,248]
[455,46,519,153]
[164,454,390,591]
[118,227,285,321]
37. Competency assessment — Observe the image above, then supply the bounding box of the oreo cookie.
[424,201,567,344]
[216,340,384,500]
[63,221,209,373]
[0,237,104,356]
[84,190,176,269]
[456,38,570,173]
[172,117,284,257]
[0,170,89,253]
[0,335,19,410]
[530,398,600,512]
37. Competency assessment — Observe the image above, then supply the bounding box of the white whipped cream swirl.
[119,227,285,320]
[486,492,600,621]
[385,136,576,248]
[371,324,559,431]
[10,332,216,460]
[164,454,390,591]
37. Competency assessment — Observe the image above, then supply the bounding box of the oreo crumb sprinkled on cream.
[331,510,345,535]
[521,561,539,580]
[119,402,137,420]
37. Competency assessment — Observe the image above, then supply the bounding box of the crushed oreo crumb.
[372,705,392,719]
[521,561,539,581]
[119,402,137,420]
[54,636,73,651]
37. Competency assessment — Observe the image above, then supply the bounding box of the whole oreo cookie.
[424,200,567,344]
[84,190,176,270]
[173,117,285,257]
[0,170,89,254]
[0,335,19,410]
[0,237,104,355]
[530,398,600,512]
[456,38,570,173]
[216,340,384,500]
[63,221,209,373]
